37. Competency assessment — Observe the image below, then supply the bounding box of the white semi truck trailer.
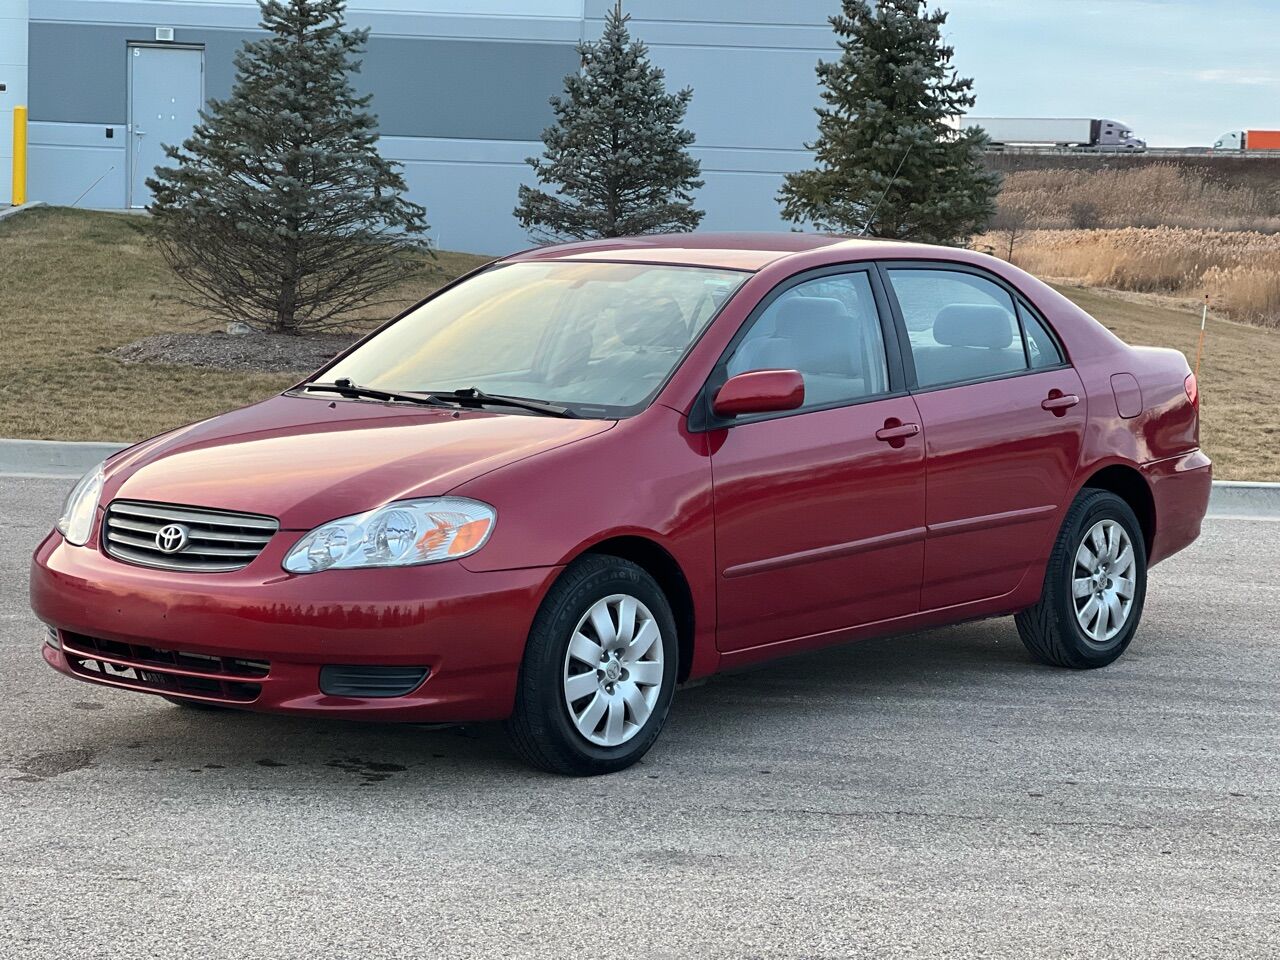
[964,117,1147,151]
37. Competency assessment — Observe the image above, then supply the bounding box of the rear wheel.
[505,556,678,775]
[1016,489,1148,668]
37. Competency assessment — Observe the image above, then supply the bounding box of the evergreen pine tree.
[148,0,428,333]
[515,5,704,241]
[779,0,999,244]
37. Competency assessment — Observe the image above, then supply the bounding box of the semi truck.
[1213,130,1280,151]
[964,117,1147,151]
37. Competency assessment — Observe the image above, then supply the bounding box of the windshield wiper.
[303,379,456,408]
[425,387,578,419]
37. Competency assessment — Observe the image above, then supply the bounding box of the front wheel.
[505,556,678,775]
[1016,489,1148,668]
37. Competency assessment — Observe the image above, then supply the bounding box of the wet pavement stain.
[15,748,95,782]
[326,757,408,785]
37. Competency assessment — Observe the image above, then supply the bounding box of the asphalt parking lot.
[1,474,1277,959]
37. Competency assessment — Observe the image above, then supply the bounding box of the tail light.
[1184,373,1198,408]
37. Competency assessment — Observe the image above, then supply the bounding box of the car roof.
[504,232,955,272]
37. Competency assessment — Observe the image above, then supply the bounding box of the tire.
[1015,489,1148,669]
[505,555,679,776]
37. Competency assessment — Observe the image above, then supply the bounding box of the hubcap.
[1072,519,1137,645]
[562,594,664,747]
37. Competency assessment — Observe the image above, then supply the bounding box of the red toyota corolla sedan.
[31,233,1211,774]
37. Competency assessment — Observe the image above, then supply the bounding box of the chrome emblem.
[155,523,189,554]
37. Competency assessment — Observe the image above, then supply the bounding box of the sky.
[940,0,1280,146]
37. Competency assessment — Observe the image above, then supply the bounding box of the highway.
[985,145,1277,159]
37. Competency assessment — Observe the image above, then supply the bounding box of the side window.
[1018,302,1065,369]
[887,268,1027,388]
[725,272,890,409]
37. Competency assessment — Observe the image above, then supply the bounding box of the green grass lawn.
[1,207,1276,479]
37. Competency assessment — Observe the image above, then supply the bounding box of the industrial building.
[0,0,838,253]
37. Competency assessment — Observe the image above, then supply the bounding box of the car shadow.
[28,617,1048,786]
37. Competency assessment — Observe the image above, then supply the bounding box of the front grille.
[319,665,430,698]
[62,632,268,703]
[103,500,278,572]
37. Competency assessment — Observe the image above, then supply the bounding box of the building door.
[128,45,203,208]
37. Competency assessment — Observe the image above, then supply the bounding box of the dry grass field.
[984,165,1280,329]
[1054,284,1280,480]
[1,207,1276,478]
[0,207,489,442]
[994,163,1280,232]
[976,227,1280,329]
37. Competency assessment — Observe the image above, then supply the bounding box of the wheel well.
[584,536,695,682]
[1083,465,1155,556]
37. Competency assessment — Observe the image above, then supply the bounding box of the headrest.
[545,329,592,382]
[933,304,1015,349]
[617,297,687,347]
[770,296,858,377]
[773,296,850,337]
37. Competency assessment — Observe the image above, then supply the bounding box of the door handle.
[875,421,920,442]
[1041,393,1080,414]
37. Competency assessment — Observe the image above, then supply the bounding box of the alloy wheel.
[562,593,665,747]
[1072,519,1137,645]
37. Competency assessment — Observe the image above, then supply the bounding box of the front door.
[882,263,1087,611]
[128,45,203,208]
[708,268,926,653]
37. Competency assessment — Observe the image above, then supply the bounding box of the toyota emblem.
[154,523,189,554]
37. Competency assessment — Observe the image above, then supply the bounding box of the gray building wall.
[24,0,836,253]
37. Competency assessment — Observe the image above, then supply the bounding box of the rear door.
[705,266,926,653]
[880,263,1086,611]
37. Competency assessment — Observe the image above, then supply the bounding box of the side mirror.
[712,369,805,418]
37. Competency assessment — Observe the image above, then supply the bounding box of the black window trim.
[873,260,1072,395]
[689,262,909,432]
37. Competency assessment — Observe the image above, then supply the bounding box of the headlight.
[283,497,496,573]
[56,462,106,546]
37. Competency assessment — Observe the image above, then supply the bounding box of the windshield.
[318,260,749,417]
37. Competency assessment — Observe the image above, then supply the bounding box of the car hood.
[104,394,615,529]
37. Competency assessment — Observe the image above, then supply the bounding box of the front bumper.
[31,530,560,722]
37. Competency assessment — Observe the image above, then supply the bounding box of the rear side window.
[1019,302,1065,369]
[725,271,890,409]
[887,269,1026,388]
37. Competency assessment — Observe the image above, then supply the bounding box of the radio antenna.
[858,141,913,237]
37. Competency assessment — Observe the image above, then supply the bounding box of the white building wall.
[0,0,30,203]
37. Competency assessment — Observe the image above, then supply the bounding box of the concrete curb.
[0,439,127,478]
[1207,480,1280,519]
[2,438,1279,516]
[0,201,47,222]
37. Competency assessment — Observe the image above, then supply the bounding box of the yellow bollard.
[11,105,27,206]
